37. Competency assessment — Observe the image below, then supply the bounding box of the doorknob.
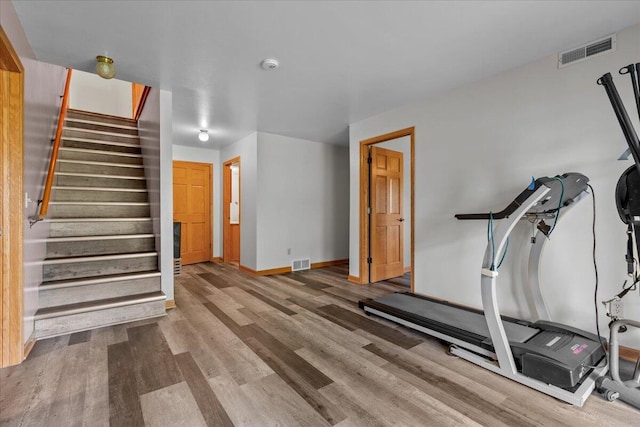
[398,218,405,222]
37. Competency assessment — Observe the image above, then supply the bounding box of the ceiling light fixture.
[198,129,210,142]
[96,55,116,79]
[260,58,279,70]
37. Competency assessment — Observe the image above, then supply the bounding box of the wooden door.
[370,146,404,282]
[173,161,211,265]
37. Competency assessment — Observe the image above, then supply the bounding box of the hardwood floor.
[1,262,637,426]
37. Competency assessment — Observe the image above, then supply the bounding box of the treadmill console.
[455,172,589,220]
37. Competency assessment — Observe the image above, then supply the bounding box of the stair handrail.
[133,85,151,121]
[35,68,72,223]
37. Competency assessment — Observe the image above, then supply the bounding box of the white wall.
[159,91,174,300]
[376,136,412,269]
[0,0,34,60]
[349,24,640,346]
[221,133,259,270]
[139,88,174,301]
[256,132,349,270]
[68,69,132,118]
[172,145,222,258]
[2,1,67,343]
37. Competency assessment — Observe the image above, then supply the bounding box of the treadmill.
[359,172,608,406]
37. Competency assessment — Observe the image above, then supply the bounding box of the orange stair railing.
[35,68,72,221]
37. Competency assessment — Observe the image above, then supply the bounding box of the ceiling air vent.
[558,34,616,68]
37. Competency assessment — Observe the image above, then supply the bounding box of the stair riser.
[44,256,158,281]
[59,149,142,165]
[39,276,161,308]
[47,237,156,258]
[57,162,145,177]
[49,204,150,218]
[52,189,148,203]
[55,174,146,189]
[48,221,153,237]
[62,129,140,145]
[66,110,137,127]
[34,299,165,339]
[62,138,141,154]
[65,121,138,135]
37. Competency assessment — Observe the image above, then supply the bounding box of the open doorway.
[359,128,414,291]
[223,157,241,264]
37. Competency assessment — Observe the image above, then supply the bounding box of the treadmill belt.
[371,293,539,344]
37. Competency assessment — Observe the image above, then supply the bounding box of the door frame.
[1,27,25,367]
[223,156,241,263]
[359,127,414,290]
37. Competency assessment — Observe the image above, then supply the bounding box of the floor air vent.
[292,258,311,271]
[558,34,616,68]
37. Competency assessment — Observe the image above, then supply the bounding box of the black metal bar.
[633,62,640,120]
[597,72,640,173]
[619,63,640,123]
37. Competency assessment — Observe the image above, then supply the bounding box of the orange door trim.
[358,127,415,291]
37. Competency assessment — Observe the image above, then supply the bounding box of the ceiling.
[12,1,640,148]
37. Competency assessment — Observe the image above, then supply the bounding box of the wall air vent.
[558,34,616,68]
[292,258,311,271]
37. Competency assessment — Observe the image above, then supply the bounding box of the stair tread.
[55,171,146,179]
[43,251,158,264]
[52,186,147,192]
[60,147,142,158]
[67,108,137,125]
[47,233,155,242]
[65,118,138,130]
[45,217,152,222]
[62,137,140,148]
[40,271,161,289]
[63,126,140,139]
[50,201,150,205]
[58,159,145,168]
[34,291,166,319]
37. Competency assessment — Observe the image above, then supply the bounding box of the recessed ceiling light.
[260,58,279,70]
[198,129,209,142]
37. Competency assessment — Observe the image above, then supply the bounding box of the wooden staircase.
[34,109,166,338]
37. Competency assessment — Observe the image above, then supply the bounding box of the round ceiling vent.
[260,58,279,70]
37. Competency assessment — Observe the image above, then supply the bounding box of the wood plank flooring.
[1,262,638,426]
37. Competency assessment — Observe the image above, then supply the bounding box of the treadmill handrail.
[481,185,552,375]
[456,173,589,220]
[455,182,543,220]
